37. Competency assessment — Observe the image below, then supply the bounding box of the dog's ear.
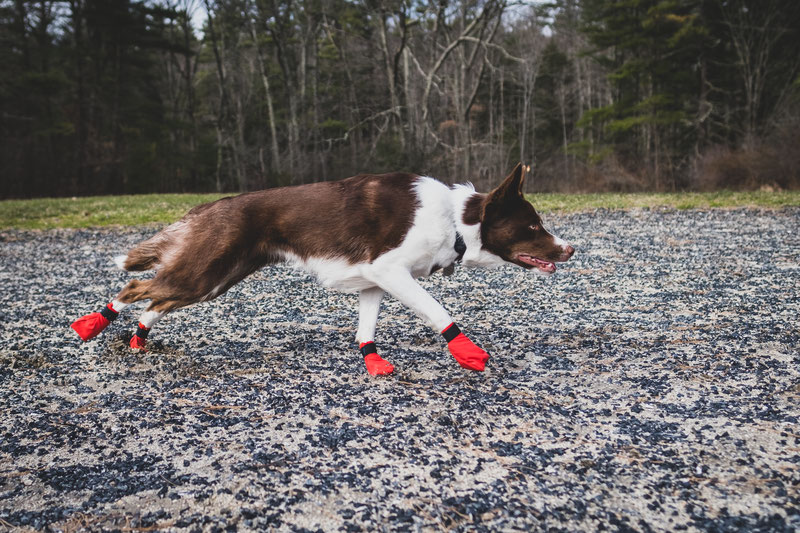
[488,163,525,201]
[483,163,526,218]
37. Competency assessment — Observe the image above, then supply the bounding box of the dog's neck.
[449,184,507,269]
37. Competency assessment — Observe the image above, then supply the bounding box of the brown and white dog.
[71,163,574,375]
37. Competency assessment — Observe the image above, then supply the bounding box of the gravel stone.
[1,208,799,532]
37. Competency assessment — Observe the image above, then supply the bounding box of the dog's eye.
[529,224,539,231]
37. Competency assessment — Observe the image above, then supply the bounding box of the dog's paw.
[71,312,111,341]
[71,304,118,341]
[364,353,394,376]
[453,353,488,371]
[129,334,148,352]
[447,333,490,372]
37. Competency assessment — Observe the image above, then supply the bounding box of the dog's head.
[477,163,574,275]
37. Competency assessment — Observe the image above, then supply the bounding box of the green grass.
[0,190,798,230]
[528,190,800,213]
[0,193,229,230]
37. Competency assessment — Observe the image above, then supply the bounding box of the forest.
[1,0,799,198]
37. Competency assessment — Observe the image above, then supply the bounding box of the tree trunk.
[249,19,281,173]
[377,10,404,149]
[204,0,230,191]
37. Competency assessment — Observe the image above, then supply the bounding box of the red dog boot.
[360,342,394,376]
[71,304,119,341]
[442,323,489,371]
[129,323,150,351]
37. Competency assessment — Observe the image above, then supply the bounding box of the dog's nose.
[564,245,575,259]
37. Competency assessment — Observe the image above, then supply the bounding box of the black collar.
[454,232,466,262]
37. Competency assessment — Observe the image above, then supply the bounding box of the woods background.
[2,0,799,198]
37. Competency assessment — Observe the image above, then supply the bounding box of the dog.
[71,163,574,375]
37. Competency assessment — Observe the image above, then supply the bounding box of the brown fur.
[465,164,572,269]
[117,173,419,313]
[462,193,484,226]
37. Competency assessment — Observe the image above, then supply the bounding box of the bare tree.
[247,0,280,173]
[719,0,800,146]
[507,9,546,171]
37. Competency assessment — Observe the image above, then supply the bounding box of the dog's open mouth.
[517,254,556,273]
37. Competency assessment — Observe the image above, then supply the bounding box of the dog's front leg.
[357,287,394,376]
[368,268,490,371]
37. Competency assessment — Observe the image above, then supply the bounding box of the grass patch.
[0,193,228,230]
[0,190,798,230]
[527,190,800,213]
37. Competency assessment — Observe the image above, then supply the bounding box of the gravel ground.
[1,208,799,532]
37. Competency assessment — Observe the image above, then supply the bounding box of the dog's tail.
[115,240,162,271]
[115,219,188,271]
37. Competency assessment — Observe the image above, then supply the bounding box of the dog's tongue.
[519,254,556,273]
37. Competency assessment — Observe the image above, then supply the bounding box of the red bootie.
[442,323,489,371]
[71,304,118,341]
[360,342,394,376]
[129,323,150,351]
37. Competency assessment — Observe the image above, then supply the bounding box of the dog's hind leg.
[356,287,394,376]
[117,269,233,351]
[128,308,166,351]
[71,279,162,344]
[117,279,196,351]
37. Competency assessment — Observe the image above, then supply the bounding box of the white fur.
[551,233,569,248]
[113,255,128,270]
[375,177,460,278]
[138,310,164,329]
[110,299,129,313]
[281,252,375,292]
[362,178,461,331]
[356,287,384,343]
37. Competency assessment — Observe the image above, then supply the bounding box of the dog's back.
[118,173,423,311]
